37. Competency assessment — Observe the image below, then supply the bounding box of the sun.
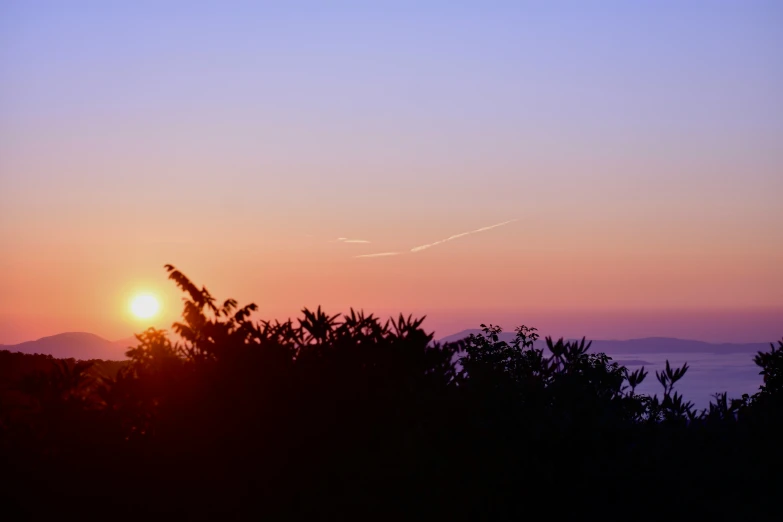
[130,294,160,319]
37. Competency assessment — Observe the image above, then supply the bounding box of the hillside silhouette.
[1,265,782,521]
[1,332,135,360]
[7,330,766,361]
[440,329,770,354]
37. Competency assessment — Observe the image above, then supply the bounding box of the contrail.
[355,252,400,258]
[335,238,370,243]
[410,219,518,253]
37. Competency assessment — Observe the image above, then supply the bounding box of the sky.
[1,1,781,345]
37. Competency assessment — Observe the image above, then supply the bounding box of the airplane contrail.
[410,219,518,253]
[335,238,371,243]
[355,252,400,258]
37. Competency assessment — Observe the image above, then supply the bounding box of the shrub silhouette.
[1,265,782,521]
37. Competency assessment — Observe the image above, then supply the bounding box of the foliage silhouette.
[1,266,782,521]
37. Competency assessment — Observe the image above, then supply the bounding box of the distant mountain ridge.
[0,332,135,361]
[1,330,773,361]
[438,329,770,355]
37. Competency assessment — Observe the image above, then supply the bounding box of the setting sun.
[130,294,160,319]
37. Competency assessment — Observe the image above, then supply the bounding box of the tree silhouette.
[1,265,782,521]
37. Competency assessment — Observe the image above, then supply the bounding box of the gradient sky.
[1,1,781,345]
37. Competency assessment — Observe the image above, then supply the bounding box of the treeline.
[0,351,126,390]
[2,265,782,521]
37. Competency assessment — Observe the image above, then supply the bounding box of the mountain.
[3,329,772,362]
[438,329,769,355]
[2,332,134,361]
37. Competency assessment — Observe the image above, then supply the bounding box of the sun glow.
[130,294,160,319]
